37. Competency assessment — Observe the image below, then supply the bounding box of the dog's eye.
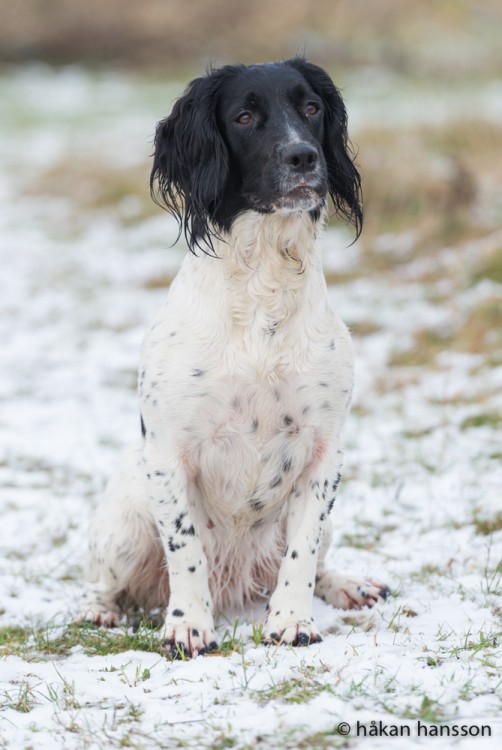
[306,102,320,116]
[236,111,253,125]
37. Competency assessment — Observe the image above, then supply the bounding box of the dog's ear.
[286,58,363,239]
[150,72,230,254]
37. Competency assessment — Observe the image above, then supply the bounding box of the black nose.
[282,143,319,173]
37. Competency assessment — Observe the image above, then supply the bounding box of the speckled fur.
[78,209,390,655]
[78,58,391,655]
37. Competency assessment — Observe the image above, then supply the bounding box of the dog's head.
[151,58,362,253]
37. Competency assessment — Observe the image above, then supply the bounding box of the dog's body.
[79,59,389,656]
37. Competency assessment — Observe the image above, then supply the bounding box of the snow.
[0,66,501,749]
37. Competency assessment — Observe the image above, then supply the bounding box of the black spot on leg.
[191,628,199,637]
[174,511,187,531]
[284,580,289,586]
[140,414,146,438]
[188,566,196,573]
[192,369,205,377]
[168,537,186,553]
[172,609,184,617]
[332,473,342,492]
[291,550,298,559]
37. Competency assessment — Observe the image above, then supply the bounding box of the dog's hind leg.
[315,521,391,610]
[76,448,166,626]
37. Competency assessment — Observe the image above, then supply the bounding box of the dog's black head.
[151,58,362,253]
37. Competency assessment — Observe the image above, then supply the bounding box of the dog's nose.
[282,143,318,173]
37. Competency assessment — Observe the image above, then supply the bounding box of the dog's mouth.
[273,184,325,212]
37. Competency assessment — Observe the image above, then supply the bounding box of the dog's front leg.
[144,442,217,658]
[264,459,340,646]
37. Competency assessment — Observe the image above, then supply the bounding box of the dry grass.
[0,0,501,76]
[356,120,502,253]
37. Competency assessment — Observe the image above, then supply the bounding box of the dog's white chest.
[140,213,354,528]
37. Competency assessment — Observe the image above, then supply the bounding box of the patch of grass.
[283,727,352,749]
[461,413,501,431]
[470,249,502,285]
[389,294,502,368]
[403,695,445,723]
[0,625,30,652]
[1,681,40,713]
[451,628,502,662]
[473,512,502,536]
[1,622,167,660]
[213,617,244,656]
[389,328,453,368]
[250,675,334,706]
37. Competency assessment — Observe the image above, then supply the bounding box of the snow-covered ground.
[0,66,501,749]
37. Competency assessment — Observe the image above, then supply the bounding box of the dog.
[78,58,390,657]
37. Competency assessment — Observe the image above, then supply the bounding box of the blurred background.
[0,0,501,489]
[1,0,502,698]
[1,5,501,738]
[1,0,501,256]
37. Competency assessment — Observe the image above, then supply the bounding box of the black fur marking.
[281,456,293,473]
[296,632,310,647]
[291,550,298,559]
[192,369,205,377]
[283,415,293,426]
[140,414,146,438]
[269,475,282,489]
[172,609,184,617]
[168,537,186,553]
[250,497,265,512]
[188,566,196,573]
[174,512,188,532]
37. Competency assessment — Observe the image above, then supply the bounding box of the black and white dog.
[79,58,389,657]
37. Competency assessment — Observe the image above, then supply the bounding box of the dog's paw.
[316,572,391,610]
[75,608,120,627]
[161,619,218,659]
[264,619,323,647]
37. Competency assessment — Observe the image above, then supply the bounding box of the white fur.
[78,209,389,655]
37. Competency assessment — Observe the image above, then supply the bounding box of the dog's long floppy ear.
[286,58,363,239]
[150,71,230,254]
